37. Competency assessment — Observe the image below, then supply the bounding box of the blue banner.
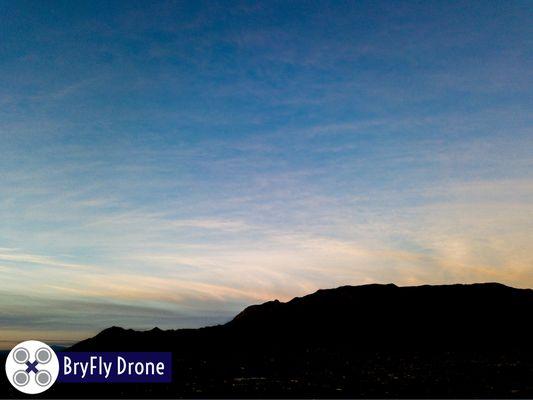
[57,352,172,383]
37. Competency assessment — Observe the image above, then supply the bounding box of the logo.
[5,340,59,394]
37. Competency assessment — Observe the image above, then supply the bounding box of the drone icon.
[5,340,59,394]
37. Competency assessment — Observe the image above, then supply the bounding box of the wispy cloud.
[0,249,103,271]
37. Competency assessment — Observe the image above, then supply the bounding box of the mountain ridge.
[71,281,533,352]
[83,282,524,340]
[43,282,533,398]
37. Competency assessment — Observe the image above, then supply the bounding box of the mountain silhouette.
[72,282,533,352]
[5,282,533,398]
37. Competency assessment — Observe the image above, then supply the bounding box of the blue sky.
[0,0,532,347]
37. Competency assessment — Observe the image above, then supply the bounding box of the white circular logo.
[5,340,59,394]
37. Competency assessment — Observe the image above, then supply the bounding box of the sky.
[0,0,532,348]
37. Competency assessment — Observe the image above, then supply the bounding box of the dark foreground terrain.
[3,283,533,398]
